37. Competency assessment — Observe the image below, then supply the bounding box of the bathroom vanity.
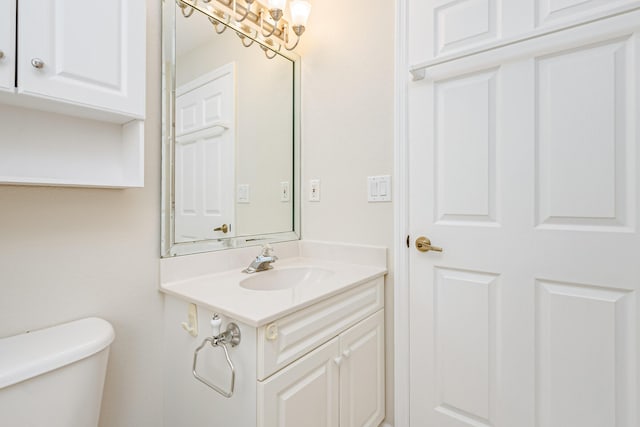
[160,2,386,425]
[161,241,386,427]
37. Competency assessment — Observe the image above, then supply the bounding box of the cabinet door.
[17,0,145,118]
[339,310,385,427]
[0,0,15,91]
[258,337,340,427]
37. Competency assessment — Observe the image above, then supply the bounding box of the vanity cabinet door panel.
[258,337,340,427]
[339,310,385,427]
[17,0,145,118]
[0,0,15,91]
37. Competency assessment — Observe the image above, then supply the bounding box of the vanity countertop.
[160,256,387,327]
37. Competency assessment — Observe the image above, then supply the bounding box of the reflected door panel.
[175,66,235,243]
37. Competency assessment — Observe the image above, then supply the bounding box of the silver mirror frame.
[161,0,301,257]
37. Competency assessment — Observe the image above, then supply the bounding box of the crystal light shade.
[290,0,311,26]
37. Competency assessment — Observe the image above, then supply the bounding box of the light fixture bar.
[178,0,287,43]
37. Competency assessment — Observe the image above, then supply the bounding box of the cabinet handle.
[31,58,45,69]
[333,356,343,366]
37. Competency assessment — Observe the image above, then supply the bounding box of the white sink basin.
[240,267,334,291]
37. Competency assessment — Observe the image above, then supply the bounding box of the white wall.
[0,1,163,426]
[300,0,396,422]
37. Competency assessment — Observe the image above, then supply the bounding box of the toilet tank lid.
[0,317,115,389]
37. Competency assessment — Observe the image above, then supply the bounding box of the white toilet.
[0,317,115,427]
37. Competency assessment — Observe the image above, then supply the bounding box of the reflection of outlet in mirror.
[280,181,290,202]
[368,175,391,202]
[237,184,250,203]
[309,179,320,202]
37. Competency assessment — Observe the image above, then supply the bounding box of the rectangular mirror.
[162,0,301,257]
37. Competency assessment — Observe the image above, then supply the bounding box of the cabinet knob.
[0,51,4,60]
[265,323,278,341]
[31,58,45,69]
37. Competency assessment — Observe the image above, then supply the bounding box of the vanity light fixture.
[285,0,311,50]
[177,0,311,58]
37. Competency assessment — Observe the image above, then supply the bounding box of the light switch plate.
[237,184,250,203]
[309,179,321,202]
[368,175,391,202]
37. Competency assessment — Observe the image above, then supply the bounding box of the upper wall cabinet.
[15,0,145,122]
[0,0,146,123]
[0,0,146,188]
[0,0,16,91]
[409,0,640,66]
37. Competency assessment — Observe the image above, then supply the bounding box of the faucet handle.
[260,243,274,256]
[211,314,222,337]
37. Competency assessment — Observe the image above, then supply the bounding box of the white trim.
[381,422,394,427]
[393,0,410,426]
[176,62,235,96]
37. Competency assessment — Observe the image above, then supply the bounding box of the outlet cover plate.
[280,181,290,202]
[309,179,321,202]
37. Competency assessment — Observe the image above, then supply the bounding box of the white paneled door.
[408,9,640,427]
[175,64,235,243]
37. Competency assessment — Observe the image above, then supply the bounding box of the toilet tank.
[0,317,115,427]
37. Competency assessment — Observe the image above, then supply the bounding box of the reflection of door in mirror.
[174,63,235,243]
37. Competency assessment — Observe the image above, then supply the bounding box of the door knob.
[415,236,443,253]
[214,224,229,233]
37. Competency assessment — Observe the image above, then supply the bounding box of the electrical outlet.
[309,179,320,202]
[280,181,290,202]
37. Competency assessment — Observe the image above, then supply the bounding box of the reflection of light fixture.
[177,0,311,59]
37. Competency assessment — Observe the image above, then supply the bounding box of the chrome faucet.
[242,244,278,273]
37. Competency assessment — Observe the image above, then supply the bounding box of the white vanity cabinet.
[0,0,146,188]
[163,277,386,427]
[0,0,15,91]
[259,310,385,427]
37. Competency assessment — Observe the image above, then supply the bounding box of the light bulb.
[267,0,286,11]
[290,0,311,26]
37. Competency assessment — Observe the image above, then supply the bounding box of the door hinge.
[406,235,410,248]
